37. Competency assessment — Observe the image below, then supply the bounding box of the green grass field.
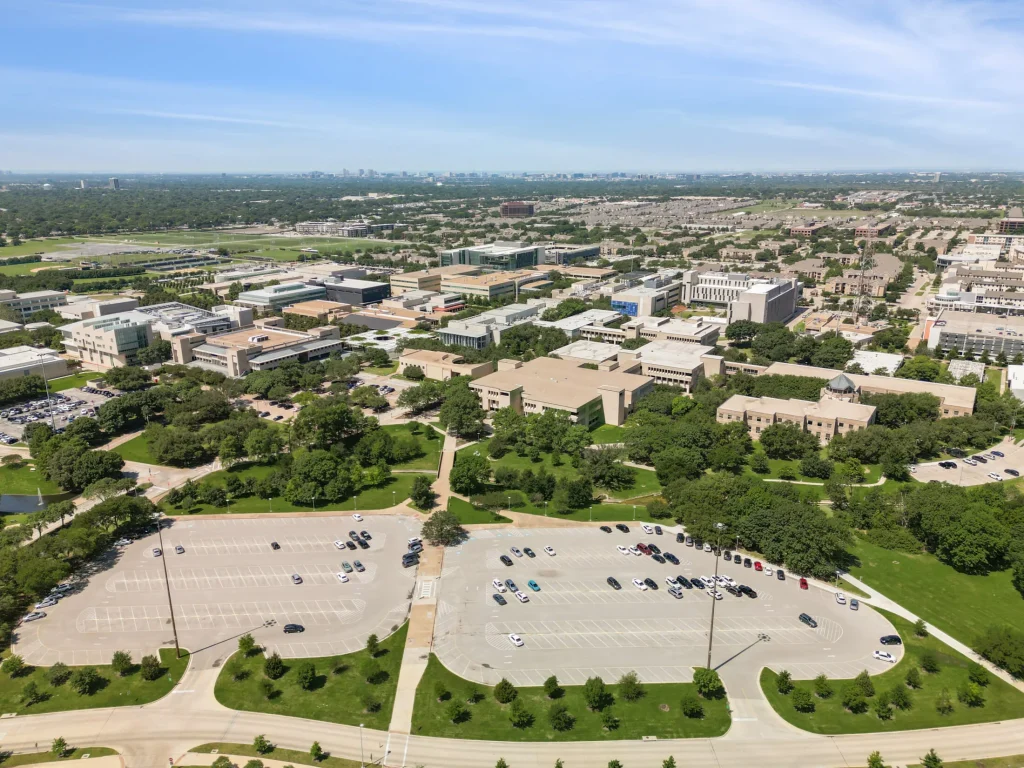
[847,538,1024,645]
[760,612,1024,734]
[47,372,95,391]
[0,747,119,766]
[590,424,626,444]
[742,454,883,485]
[446,497,511,524]
[0,462,64,495]
[0,238,91,258]
[411,654,730,741]
[0,649,188,715]
[112,432,160,465]
[214,624,406,730]
[191,744,362,768]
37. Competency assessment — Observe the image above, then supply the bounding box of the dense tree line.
[0,374,47,406]
[725,321,854,369]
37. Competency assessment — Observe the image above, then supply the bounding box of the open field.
[847,538,1024,645]
[590,424,626,444]
[760,612,1024,734]
[47,372,96,391]
[112,433,160,465]
[214,623,407,730]
[447,497,510,524]
[909,756,1024,768]
[742,454,883,485]
[0,462,64,495]
[411,654,730,741]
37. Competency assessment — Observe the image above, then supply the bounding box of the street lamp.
[392,490,396,507]
[632,505,636,521]
[154,512,181,658]
[267,496,272,514]
[705,521,726,670]
[36,354,57,432]
[359,723,365,768]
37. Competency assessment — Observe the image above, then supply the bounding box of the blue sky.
[2,0,1023,173]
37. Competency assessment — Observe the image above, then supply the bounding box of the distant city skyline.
[2,0,1023,173]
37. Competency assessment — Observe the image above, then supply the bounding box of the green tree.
[48,662,71,687]
[601,708,619,730]
[420,509,466,546]
[508,698,532,728]
[776,669,793,694]
[663,758,677,768]
[3,654,25,677]
[264,652,285,680]
[889,683,912,710]
[310,741,324,762]
[920,651,939,673]
[813,674,833,698]
[905,666,922,689]
[366,633,380,657]
[853,669,875,697]
[874,690,893,720]
[111,650,132,677]
[680,692,704,718]
[494,678,518,704]
[439,380,485,437]
[259,679,275,700]
[445,698,467,723]
[936,687,954,714]
[583,676,610,710]
[449,453,491,495]
[51,737,68,758]
[921,749,943,768]
[548,702,574,731]
[957,681,985,707]
[410,474,438,509]
[253,734,273,754]
[791,687,815,712]
[296,661,316,690]
[914,618,928,637]
[70,666,100,695]
[139,654,161,681]
[495,759,509,768]
[20,680,44,706]
[543,675,562,699]
[759,422,819,460]
[867,751,888,768]
[968,662,990,687]
[608,761,623,768]
[238,633,257,657]
[618,670,645,702]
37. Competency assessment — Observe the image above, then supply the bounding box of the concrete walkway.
[430,432,458,509]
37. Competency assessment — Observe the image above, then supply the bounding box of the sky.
[2,0,1024,173]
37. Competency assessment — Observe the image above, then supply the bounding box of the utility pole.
[154,513,181,658]
[705,521,726,669]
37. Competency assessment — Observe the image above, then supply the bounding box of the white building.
[0,289,67,321]
[0,345,68,382]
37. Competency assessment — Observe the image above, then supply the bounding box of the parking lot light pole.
[632,505,636,521]
[154,512,181,659]
[267,496,272,514]
[35,354,57,432]
[359,723,365,768]
[705,521,726,670]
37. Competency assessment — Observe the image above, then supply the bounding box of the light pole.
[359,723,365,768]
[36,354,57,432]
[589,505,592,522]
[392,490,396,507]
[154,512,181,658]
[267,496,272,514]
[705,521,725,670]
[632,505,636,521]
[312,494,317,513]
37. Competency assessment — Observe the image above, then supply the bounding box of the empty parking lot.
[14,515,421,665]
[434,526,899,686]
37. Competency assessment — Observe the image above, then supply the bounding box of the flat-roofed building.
[825,271,889,297]
[610,276,683,317]
[0,289,67,320]
[60,311,156,369]
[235,282,328,312]
[675,271,799,324]
[536,263,615,279]
[579,315,721,347]
[540,245,602,265]
[966,232,1024,255]
[534,308,622,338]
[441,241,544,271]
[381,290,464,313]
[291,263,367,283]
[469,356,654,427]
[181,324,344,377]
[389,265,478,295]
[396,349,494,381]
[764,361,976,417]
[551,340,622,366]
[135,301,243,337]
[926,311,1024,360]
[0,319,22,335]
[0,345,68,381]
[499,201,535,218]
[283,300,351,323]
[851,350,904,376]
[438,303,542,349]
[789,222,829,237]
[322,277,391,306]
[998,208,1024,235]
[618,340,716,392]
[717,393,876,444]
[855,220,898,239]
[58,296,139,321]
[440,269,544,301]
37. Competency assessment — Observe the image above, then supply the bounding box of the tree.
[618,670,645,702]
[239,633,257,657]
[495,760,509,768]
[244,429,283,464]
[968,662,990,687]
[494,678,518,703]
[403,364,425,380]
[680,692,704,718]
[366,633,381,657]
[583,676,610,710]
[439,380,485,438]
[841,686,867,714]
[663,758,677,768]
[420,509,466,546]
[874,690,893,720]
[296,661,316,690]
[608,761,623,768]
[310,741,324,762]
[759,422,819,460]
[889,683,912,710]
[905,666,922,689]
[601,709,619,730]
[445,698,467,723]
[920,650,940,673]
[508,698,532,728]
[692,667,724,699]
[543,675,562,699]
[140,654,161,681]
[48,662,71,686]
[921,749,943,768]
[70,666,100,695]
[219,435,245,467]
[791,687,815,712]
[914,618,929,637]
[449,453,491,495]
[212,758,234,768]
[253,734,273,754]
[111,650,132,677]
[549,702,574,731]
[21,680,44,706]
[410,474,438,510]
[362,659,385,684]
[264,652,285,680]
[936,687,954,715]
[725,320,760,343]
[867,751,888,768]
[957,681,985,707]
[853,669,875,697]
[4,654,25,677]
[775,669,793,694]
[813,674,833,698]
[260,680,275,700]
[750,453,771,474]
[51,737,68,758]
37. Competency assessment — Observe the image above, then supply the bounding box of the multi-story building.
[441,241,544,271]
[396,349,494,381]
[282,300,351,324]
[234,282,328,313]
[439,269,544,301]
[499,201,535,218]
[60,312,156,368]
[579,315,720,347]
[855,220,898,239]
[0,289,67,320]
[617,340,716,392]
[926,311,1024,360]
[389,265,478,295]
[0,345,68,382]
[717,390,876,445]
[322,277,391,306]
[998,208,1024,234]
[789,222,830,237]
[469,356,654,428]
[58,296,139,321]
[610,273,683,316]
[179,322,345,377]
[438,303,542,349]
[675,271,800,324]
[540,245,602,265]
[534,308,622,339]
[966,232,1024,255]
[294,220,396,236]
[381,290,465,313]
[825,271,889,297]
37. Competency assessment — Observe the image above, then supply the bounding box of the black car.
[643,577,659,590]
[283,623,305,633]
[733,554,741,564]
[723,550,732,561]
[648,544,661,555]
[270,541,281,550]
[346,541,357,551]
[948,447,967,458]
[500,555,513,566]
[652,554,665,564]
[1007,469,1020,477]
[777,569,786,581]
[402,556,419,568]
[799,613,818,628]
[676,532,685,543]
[356,539,369,549]
[724,584,741,597]
[738,584,758,598]
[973,455,988,463]
[992,450,1005,458]
[664,552,679,565]
[505,579,518,592]
[348,531,360,540]
[693,538,704,549]
[607,576,622,590]
[676,575,693,589]
[654,526,663,535]
[743,557,752,568]
[360,531,372,540]
[523,547,536,558]
[615,524,630,533]
[493,593,507,606]
[880,635,903,646]
[600,526,613,533]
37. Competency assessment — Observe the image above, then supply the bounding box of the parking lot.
[0,387,112,440]
[913,436,1024,486]
[434,526,899,687]
[13,515,421,666]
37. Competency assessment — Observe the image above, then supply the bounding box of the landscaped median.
[759,612,1024,734]
[0,649,189,715]
[213,624,407,730]
[411,654,730,741]
[188,743,362,768]
[0,747,118,766]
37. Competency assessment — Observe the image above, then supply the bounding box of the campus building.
[925,312,1024,360]
[234,282,328,312]
[322,277,391,306]
[998,208,1024,234]
[389,265,478,295]
[60,312,156,368]
[578,315,721,347]
[282,300,351,324]
[0,345,68,382]
[617,340,716,392]
[396,349,494,381]
[716,391,877,445]
[58,296,139,321]
[499,201,535,218]
[438,303,542,349]
[610,273,684,316]
[439,269,545,301]
[0,289,67,321]
[854,220,898,239]
[789,222,830,237]
[440,241,544,271]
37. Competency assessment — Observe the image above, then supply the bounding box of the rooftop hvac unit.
[248,334,270,343]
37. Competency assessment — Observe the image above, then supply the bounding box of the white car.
[544,546,556,556]
[632,578,648,591]
[336,572,349,583]
[665,576,678,587]
[642,524,654,535]
[700,575,713,588]
[617,545,630,555]
[707,589,723,600]
[333,540,346,549]
[718,575,736,586]
[873,650,896,664]
[964,458,978,466]
[764,566,774,576]
[509,633,524,647]
[22,611,46,622]
[115,538,132,547]
[514,590,529,603]
[492,578,507,592]
[988,472,1003,482]
[628,546,641,556]
[703,543,712,552]
[510,547,523,558]
[152,548,162,557]
[35,597,58,609]
[835,592,847,605]
[352,513,363,522]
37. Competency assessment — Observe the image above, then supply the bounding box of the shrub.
[549,702,575,731]
[543,675,562,699]
[51,738,68,758]
[920,650,940,673]
[494,678,518,704]
[775,669,793,694]
[508,698,533,728]
[48,662,71,687]
[976,625,1024,679]
[363,694,382,713]
[435,681,450,702]
[20,681,44,706]
[140,654,161,681]
[889,683,912,710]
[873,691,893,720]
[905,667,922,689]
[310,742,323,763]
[693,667,724,699]
[259,679,275,700]
[3,654,25,677]
[936,687,954,714]
[70,666,100,696]
[446,699,467,723]
[362,659,387,684]
[680,693,704,718]
[264,652,285,680]
[111,650,132,677]
[791,687,815,712]
[853,669,875,697]
[618,670,645,702]
[957,681,985,707]
[238,633,257,656]
[967,662,990,687]
[813,674,833,699]
[296,661,316,691]
[914,619,929,637]
[366,633,381,657]
[583,676,610,710]
[253,734,273,754]
[601,709,620,730]
[841,686,867,714]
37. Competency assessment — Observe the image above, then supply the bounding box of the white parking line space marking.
[105,562,381,592]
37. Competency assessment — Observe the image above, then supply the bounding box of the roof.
[826,373,857,393]
[551,340,622,363]
[248,338,342,365]
[718,394,813,419]
[851,350,904,375]
[629,340,715,370]
[399,349,467,365]
[805,398,876,421]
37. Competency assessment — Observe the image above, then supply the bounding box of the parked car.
[22,612,46,623]
[505,579,518,592]
[527,580,540,592]
[642,523,654,534]
[353,560,365,572]
[152,548,162,557]
[523,547,536,558]
[777,569,785,581]
[291,574,303,584]
[835,592,846,604]
[174,545,184,554]
[738,585,757,598]
[500,555,513,566]
[283,624,304,633]
[799,577,808,589]
[514,590,529,603]
[492,578,507,592]
[643,577,659,590]
[632,578,648,591]
[509,633,524,647]
[544,546,556,556]
[880,635,902,646]
[615,524,629,533]
[754,561,763,571]
[270,541,281,550]
[600,526,613,533]
[873,650,897,664]
[798,613,818,628]
[850,598,859,610]
[336,572,349,583]
[493,594,507,606]
[607,576,621,590]
[510,547,524,558]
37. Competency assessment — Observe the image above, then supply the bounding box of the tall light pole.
[705,521,726,670]
[154,512,181,658]
[36,354,57,432]
[359,723,365,768]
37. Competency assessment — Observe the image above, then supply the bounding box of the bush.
[874,691,893,720]
[362,659,387,684]
[140,654,161,681]
[3,654,25,677]
[264,652,285,680]
[692,667,724,699]
[70,666,100,696]
[253,734,273,754]
[775,669,793,694]
[446,699,467,723]
[967,662,990,687]
[494,678,518,704]
[813,674,832,699]
[618,670,645,702]
[583,676,610,710]
[21,681,44,706]
[434,681,450,702]
[549,702,575,731]
[363,694,382,713]
[889,683,912,710]
[543,675,562,699]
[914,619,929,637]
[601,709,620,730]
[259,680,275,700]
[976,625,1024,679]
[791,687,815,712]
[841,686,868,714]
[296,661,316,691]
[920,651,940,673]
[111,650,132,677]
[238,633,257,656]
[957,681,985,707]
[680,693,704,718]
[508,698,533,728]
[48,661,71,687]
[936,688,954,715]
[853,669,875,697]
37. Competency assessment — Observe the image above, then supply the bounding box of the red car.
[754,561,763,572]
[799,577,808,589]
[637,543,652,556]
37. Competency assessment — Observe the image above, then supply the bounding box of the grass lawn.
[0,237,90,258]
[191,744,361,768]
[909,757,1024,768]
[363,363,398,375]
[411,654,730,741]
[447,497,510,524]
[847,537,1024,645]
[0,649,188,715]
[112,432,160,465]
[743,454,882,485]
[214,624,406,730]
[164,471,424,516]
[339,423,441,471]
[47,372,95,391]
[0,748,118,766]
[590,424,626,444]
[0,461,64,495]
[760,612,1024,734]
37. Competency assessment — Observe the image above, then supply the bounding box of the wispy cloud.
[97,108,315,130]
